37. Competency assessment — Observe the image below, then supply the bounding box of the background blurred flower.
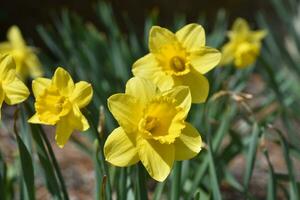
[0,26,43,79]
[132,24,221,103]
[221,18,267,68]
[28,67,93,148]
[0,54,29,119]
[104,77,202,182]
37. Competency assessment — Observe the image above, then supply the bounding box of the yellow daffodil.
[28,67,93,148]
[0,54,30,119]
[132,24,221,103]
[0,26,43,79]
[221,18,267,68]
[104,77,202,182]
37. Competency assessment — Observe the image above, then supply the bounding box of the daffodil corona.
[132,24,221,103]
[0,54,29,119]
[28,67,93,148]
[221,18,267,68]
[104,77,202,182]
[0,26,43,79]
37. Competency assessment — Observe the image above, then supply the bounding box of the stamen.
[170,56,185,72]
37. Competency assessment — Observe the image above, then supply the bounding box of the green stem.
[39,128,69,200]
[137,164,148,200]
[171,161,182,200]
[85,111,112,200]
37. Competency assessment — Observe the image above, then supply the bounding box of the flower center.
[234,42,260,68]
[144,116,159,132]
[35,85,72,124]
[170,56,186,72]
[139,96,185,144]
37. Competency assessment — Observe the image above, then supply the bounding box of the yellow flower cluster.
[221,18,267,68]
[0,26,93,148]
[0,19,266,182]
[0,26,43,79]
[104,24,221,181]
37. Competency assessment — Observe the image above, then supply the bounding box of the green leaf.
[15,133,35,200]
[243,123,260,191]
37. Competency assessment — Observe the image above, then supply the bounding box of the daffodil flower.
[221,18,267,68]
[132,24,221,103]
[0,26,43,79]
[104,77,202,182]
[28,67,93,148]
[0,54,30,119]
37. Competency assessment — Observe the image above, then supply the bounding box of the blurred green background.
[0,0,269,44]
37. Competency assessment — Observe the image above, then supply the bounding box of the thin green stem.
[171,161,182,200]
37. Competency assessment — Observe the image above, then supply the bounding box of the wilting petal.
[163,86,191,117]
[189,47,221,74]
[149,26,177,53]
[125,77,157,104]
[108,94,142,133]
[174,122,202,160]
[138,138,174,182]
[32,78,51,98]
[173,69,209,103]
[52,67,74,96]
[176,23,205,51]
[104,127,139,166]
[132,53,174,91]
[3,77,29,105]
[70,81,93,108]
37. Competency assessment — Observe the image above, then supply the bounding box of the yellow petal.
[163,86,191,117]
[28,113,54,125]
[138,138,174,182]
[52,67,74,96]
[0,55,16,83]
[7,26,26,48]
[174,122,202,160]
[0,42,12,52]
[55,118,74,148]
[55,105,89,148]
[32,78,51,98]
[189,47,221,74]
[220,42,236,65]
[104,127,139,166]
[125,77,157,104]
[251,30,267,41]
[175,23,205,51]
[173,69,209,104]
[132,53,174,91]
[3,77,29,105]
[0,85,4,119]
[149,26,176,53]
[232,18,250,33]
[108,94,142,133]
[25,53,43,78]
[71,105,89,131]
[70,81,93,108]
